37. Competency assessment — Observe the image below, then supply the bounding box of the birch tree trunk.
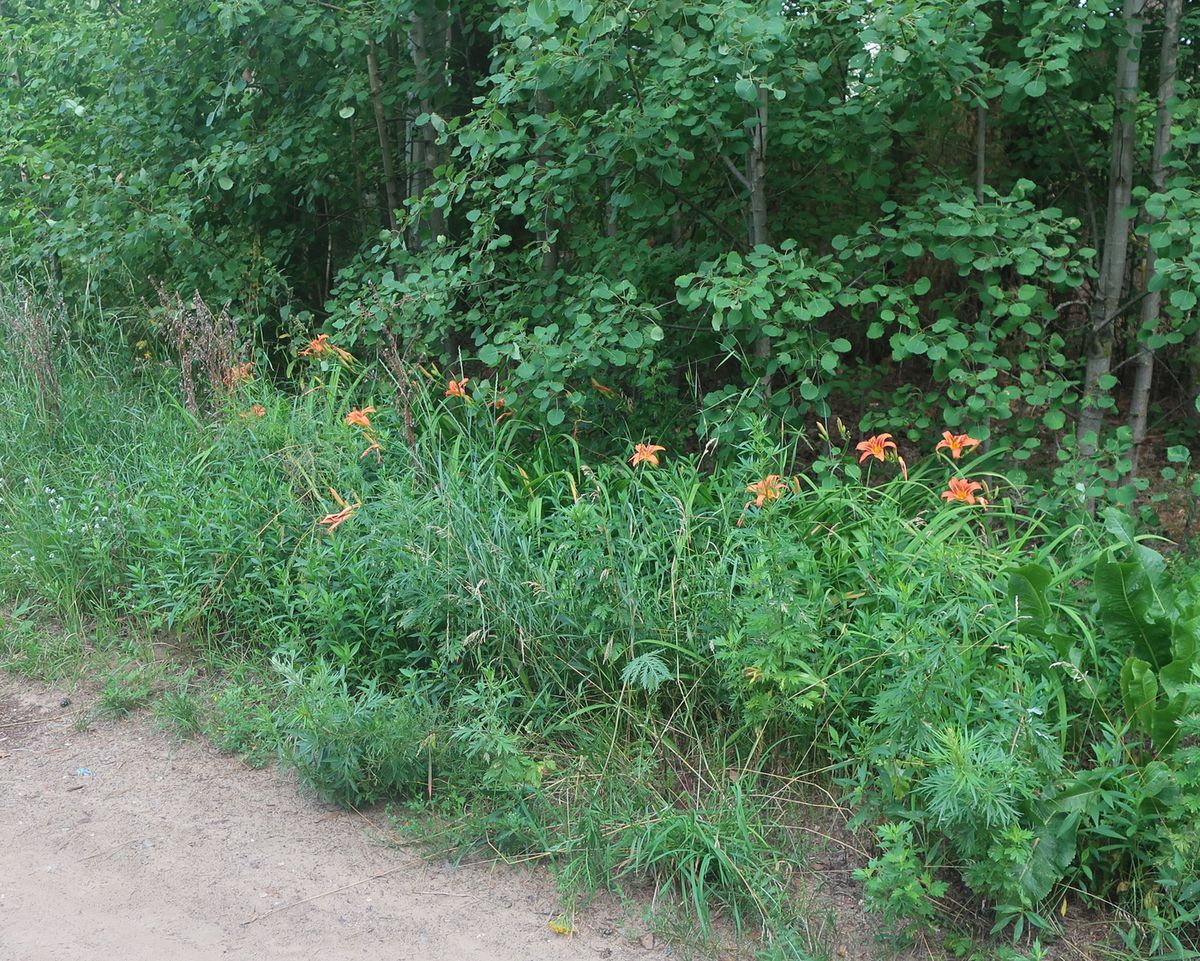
[1127,0,1183,478]
[407,0,446,246]
[366,38,400,233]
[974,103,987,205]
[1077,0,1145,460]
[749,86,770,369]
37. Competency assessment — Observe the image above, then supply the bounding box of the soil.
[0,668,1122,961]
[0,673,655,961]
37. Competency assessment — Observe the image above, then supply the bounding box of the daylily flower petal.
[299,333,354,364]
[940,477,985,504]
[935,431,981,460]
[630,443,666,467]
[319,504,358,530]
[745,474,786,508]
[855,433,897,463]
[345,406,377,429]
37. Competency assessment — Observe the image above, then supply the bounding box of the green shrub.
[855,821,947,948]
[275,656,436,806]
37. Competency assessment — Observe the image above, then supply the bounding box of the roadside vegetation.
[2,289,1198,959]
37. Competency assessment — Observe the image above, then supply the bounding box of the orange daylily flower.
[360,442,383,462]
[590,377,616,398]
[298,333,327,356]
[940,477,987,505]
[319,489,361,531]
[222,362,254,388]
[855,432,907,479]
[630,443,666,467]
[935,431,981,460]
[344,406,376,429]
[319,504,358,530]
[298,333,354,364]
[746,475,786,508]
[238,403,267,419]
[488,396,512,421]
[445,378,470,398]
[855,433,897,464]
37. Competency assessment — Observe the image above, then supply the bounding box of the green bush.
[275,656,435,806]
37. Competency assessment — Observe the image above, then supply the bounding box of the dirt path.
[0,673,655,961]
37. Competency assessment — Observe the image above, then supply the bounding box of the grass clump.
[275,655,438,806]
[153,676,203,738]
[94,662,157,719]
[0,604,88,683]
[202,672,281,767]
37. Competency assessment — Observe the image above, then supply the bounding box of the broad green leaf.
[734,78,757,102]
[1013,812,1076,904]
[1008,564,1052,636]
[1150,694,1188,753]
[1119,657,1158,735]
[1170,289,1197,311]
[1095,556,1173,669]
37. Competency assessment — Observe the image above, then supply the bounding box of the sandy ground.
[0,673,656,961]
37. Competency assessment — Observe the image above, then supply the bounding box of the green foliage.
[95,664,156,718]
[1095,511,1199,754]
[831,180,1091,446]
[1,293,1198,955]
[204,676,280,766]
[8,3,1200,946]
[153,677,202,738]
[6,0,1196,492]
[855,821,947,948]
[0,603,87,682]
[275,656,436,806]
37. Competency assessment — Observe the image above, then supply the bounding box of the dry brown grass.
[2,283,62,418]
[155,284,250,416]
